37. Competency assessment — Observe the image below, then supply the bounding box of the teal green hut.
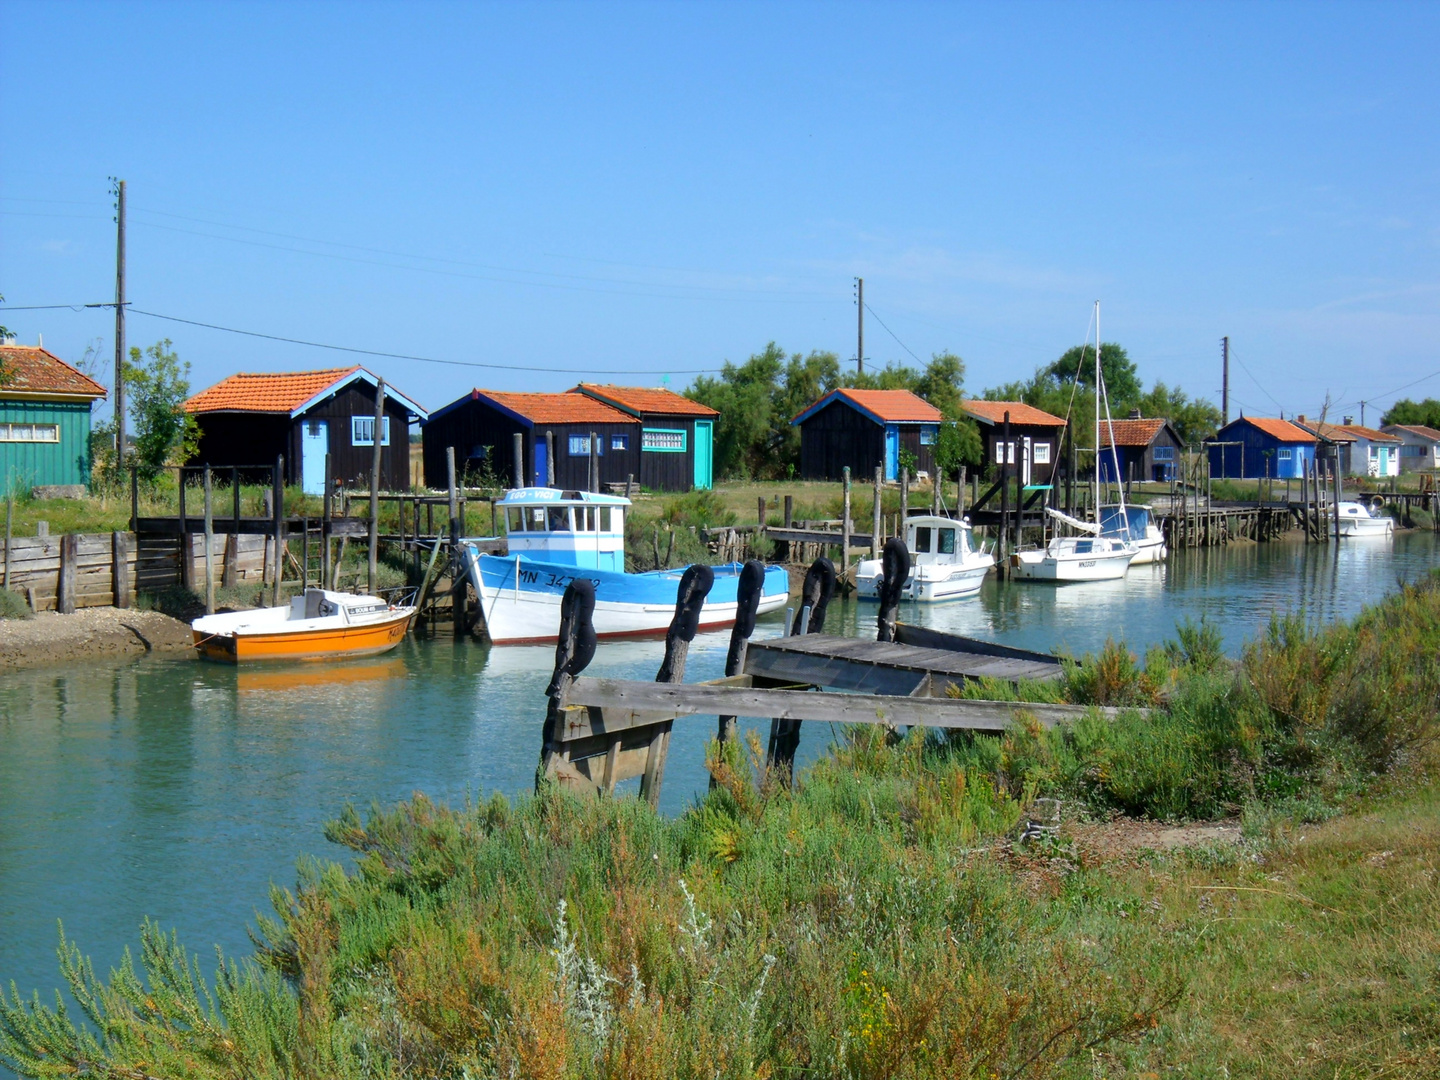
[0,343,107,493]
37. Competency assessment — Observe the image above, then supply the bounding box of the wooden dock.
[537,539,1121,805]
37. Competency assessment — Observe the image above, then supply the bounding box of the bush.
[0,588,32,620]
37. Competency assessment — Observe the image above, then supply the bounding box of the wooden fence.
[1,531,270,612]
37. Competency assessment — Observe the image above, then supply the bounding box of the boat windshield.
[937,528,956,554]
[913,527,931,553]
[506,503,622,534]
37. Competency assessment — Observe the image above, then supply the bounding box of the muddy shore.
[0,608,195,671]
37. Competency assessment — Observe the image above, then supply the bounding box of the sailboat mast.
[1093,302,1101,518]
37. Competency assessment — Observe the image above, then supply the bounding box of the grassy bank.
[3,575,1438,1078]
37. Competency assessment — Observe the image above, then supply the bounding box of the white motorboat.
[1099,504,1167,564]
[191,588,415,662]
[855,515,994,601]
[462,487,789,645]
[1336,500,1394,538]
[1009,535,1137,581]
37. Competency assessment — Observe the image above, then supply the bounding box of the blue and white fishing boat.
[460,488,790,645]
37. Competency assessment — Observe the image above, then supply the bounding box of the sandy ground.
[0,608,194,671]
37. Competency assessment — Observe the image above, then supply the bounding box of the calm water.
[1,530,1436,1035]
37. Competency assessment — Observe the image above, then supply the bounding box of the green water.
[1,531,1436,1052]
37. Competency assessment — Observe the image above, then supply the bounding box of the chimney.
[1343,416,1354,426]
[1296,414,1306,423]
[1128,408,1142,419]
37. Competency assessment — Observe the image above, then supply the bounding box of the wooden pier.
[537,539,1123,805]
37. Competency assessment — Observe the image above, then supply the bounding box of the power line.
[125,307,720,376]
[0,303,111,311]
[862,302,925,366]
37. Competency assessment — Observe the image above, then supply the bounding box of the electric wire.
[861,302,926,366]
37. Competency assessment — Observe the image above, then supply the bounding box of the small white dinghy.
[855,515,994,601]
[192,588,415,663]
[1336,500,1394,538]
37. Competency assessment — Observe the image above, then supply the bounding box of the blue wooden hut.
[1205,416,1317,479]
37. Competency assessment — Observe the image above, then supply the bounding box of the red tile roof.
[961,400,1067,427]
[480,390,632,425]
[1386,423,1440,442]
[1238,417,1315,442]
[573,384,718,418]
[831,388,943,423]
[186,367,361,413]
[1304,421,1400,443]
[0,345,107,399]
[1099,418,1168,447]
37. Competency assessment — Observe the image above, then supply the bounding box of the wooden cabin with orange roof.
[1205,415,1318,479]
[793,388,944,482]
[959,399,1068,487]
[569,384,719,491]
[0,340,107,492]
[184,366,427,493]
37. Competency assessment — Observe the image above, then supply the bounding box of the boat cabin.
[905,515,980,564]
[497,487,628,572]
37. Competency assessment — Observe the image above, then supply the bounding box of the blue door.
[884,425,899,481]
[693,420,713,490]
[534,437,548,486]
[301,420,328,495]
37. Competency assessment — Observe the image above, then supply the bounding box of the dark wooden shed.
[959,400,1067,486]
[571,384,719,491]
[1205,416,1317,479]
[185,366,426,493]
[793,388,942,482]
[422,390,638,491]
[1097,415,1184,484]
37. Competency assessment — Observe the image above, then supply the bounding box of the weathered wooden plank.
[563,677,1124,732]
[765,527,874,547]
[893,622,1062,668]
[744,634,1062,687]
[743,648,929,696]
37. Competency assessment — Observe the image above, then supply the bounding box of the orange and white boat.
[192,588,415,663]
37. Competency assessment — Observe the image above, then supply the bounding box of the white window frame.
[610,433,629,451]
[919,425,937,446]
[1032,441,1051,464]
[642,428,686,453]
[351,416,391,447]
[1277,448,1293,461]
[0,423,61,443]
[994,440,1016,464]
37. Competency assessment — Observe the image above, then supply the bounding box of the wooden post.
[322,454,334,586]
[57,533,78,614]
[958,465,967,518]
[625,474,634,500]
[231,465,240,530]
[841,466,851,581]
[539,579,599,783]
[130,466,138,532]
[717,559,765,748]
[999,411,1012,560]
[783,494,794,529]
[875,537,909,643]
[899,466,910,526]
[112,531,130,608]
[511,431,524,490]
[1331,454,1342,541]
[546,430,556,486]
[368,378,386,595]
[271,455,284,607]
[178,467,191,591]
[3,493,11,590]
[203,466,215,614]
[1065,430,1075,516]
[589,430,598,493]
[871,465,883,557]
[447,447,464,634]
[768,557,836,777]
[642,563,715,807]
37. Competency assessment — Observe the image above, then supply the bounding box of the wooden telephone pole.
[113,179,127,464]
[855,276,864,374]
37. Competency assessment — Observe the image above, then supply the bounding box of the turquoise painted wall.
[0,399,94,492]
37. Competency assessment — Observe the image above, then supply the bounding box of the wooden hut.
[1097,414,1184,484]
[570,384,718,491]
[1383,424,1440,472]
[1294,418,1400,478]
[958,400,1067,486]
[185,366,427,493]
[793,388,942,482]
[0,342,107,494]
[1205,416,1316,479]
[422,390,637,491]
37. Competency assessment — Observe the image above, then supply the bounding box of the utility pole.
[1360,401,1366,427]
[113,178,127,465]
[1220,336,1229,427]
[855,276,864,375]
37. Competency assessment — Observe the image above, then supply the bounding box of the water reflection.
[0,531,1435,1060]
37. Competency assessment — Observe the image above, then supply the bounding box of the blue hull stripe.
[476,555,789,606]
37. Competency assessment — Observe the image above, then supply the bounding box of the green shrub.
[0,588,32,620]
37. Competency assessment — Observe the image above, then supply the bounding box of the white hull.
[1126,526,1168,564]
[1009,538,1137,582]
[1338,518,1394,538]
[855,558,993,601]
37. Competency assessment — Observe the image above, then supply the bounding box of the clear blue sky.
[3,1,1438,426]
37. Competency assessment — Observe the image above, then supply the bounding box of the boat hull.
[1009,549,1135,582]
[1126,528,1168,564]
[854,559,993,601]
[194,609,414,663]
[467,551,790,644]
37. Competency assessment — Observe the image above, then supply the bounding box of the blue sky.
[3,0,1438,426]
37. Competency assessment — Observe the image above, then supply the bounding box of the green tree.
[1134,382,1223,445]
[1381,398,1440,429]
[1049,343,1141,407]
[686,343,786,479]
[125,338,199,480]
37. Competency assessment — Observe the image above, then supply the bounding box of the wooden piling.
[783,494,793,529]
[589,430,598,493]
[875,537,910,644]
[642,564,715,806]
[841,466,852,581]
[178,468,191,591]
[57,533,77,614]
[112,531,130,608]
[368,379,386,595]
[3,494,11,590]
[540,579,599,781]
[957,465,966,518]
[871,465,883,558]
[999,410,1012,561]
[271,456,284,607]
[717,559,766,748]
[899,467,910,525]
[203,465,215,614]
[448,447,465,634]
[769,557,836,777]
[546,430,556,486]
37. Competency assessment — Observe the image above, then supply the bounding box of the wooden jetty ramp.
[538,539,1120,806]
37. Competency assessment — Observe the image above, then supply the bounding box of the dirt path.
[0,608,194,671]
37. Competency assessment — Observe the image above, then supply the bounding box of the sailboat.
[1010,303,1139,583]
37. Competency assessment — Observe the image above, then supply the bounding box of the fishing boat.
[855,515,994,601]
[1011,302,1139,583]
[1099,503,1167,563]
[192,588,415,662]
[1336,500,1395,538]
[461,487,789,645]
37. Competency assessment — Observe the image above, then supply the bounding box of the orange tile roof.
[0,345,107,398]
[1099,417,1168,447]
[573,383,718,417]
[479,390,632,425]
[961,400,1067,427]
[1238,417,1314,442]
[833,388,943,423]
[186,367,361,413]
[1301,421,1400,443]
[1386,423,1440,442]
